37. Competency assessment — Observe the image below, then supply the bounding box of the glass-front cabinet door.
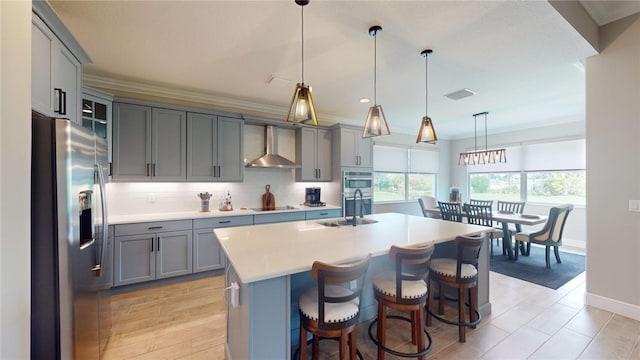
[82,88,113,163]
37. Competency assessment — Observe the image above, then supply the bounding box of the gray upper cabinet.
[187,113,244,182]
[31,11,86,125]
[112,103,186,181]
[295,127,332,181]
[337,127,373,168]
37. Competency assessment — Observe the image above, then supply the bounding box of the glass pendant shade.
[362,104,390,138]
[362,25,390,138]
[416,116,437,144]
[286,83,318,125]
[416,49,437,144]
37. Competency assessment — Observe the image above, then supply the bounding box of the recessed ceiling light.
[444,88,476,100]
[359,97,370,103]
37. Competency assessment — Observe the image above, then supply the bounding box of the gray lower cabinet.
[253,211,306,225]
[112,103,187,181]
[192,215,253,273]
[305,208,342,220]
[187,113,244,182]
[113,220,192,286]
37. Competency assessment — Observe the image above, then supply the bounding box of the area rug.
[489,245,585,290]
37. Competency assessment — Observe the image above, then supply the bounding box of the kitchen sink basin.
[318,218,378,227]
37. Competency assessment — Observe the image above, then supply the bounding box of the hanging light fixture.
[458,112,507,165]
[362,25,390,138]
[286,0,318,126]
[416,49,437,144]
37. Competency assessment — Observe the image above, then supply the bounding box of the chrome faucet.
[352,188,364,226]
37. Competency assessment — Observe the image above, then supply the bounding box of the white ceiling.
[48,1,639,140]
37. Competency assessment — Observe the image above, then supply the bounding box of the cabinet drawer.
[115,220,192,236]
[254,211,305,225]
[305,209,342,220]
[193,215,254,229]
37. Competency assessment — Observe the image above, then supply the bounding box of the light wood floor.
[102,261,640,359]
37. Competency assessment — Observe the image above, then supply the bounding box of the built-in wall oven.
[343,171,373,217]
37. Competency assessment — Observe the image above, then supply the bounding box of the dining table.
[422,206,548,260]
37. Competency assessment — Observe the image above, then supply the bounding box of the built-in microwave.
[343,171,373,216]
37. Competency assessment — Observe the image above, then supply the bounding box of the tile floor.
[102,260,640,359]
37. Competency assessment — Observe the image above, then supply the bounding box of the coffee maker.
[304,187,324,206]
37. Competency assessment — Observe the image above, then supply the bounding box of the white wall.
[0,1,31,358]
[585,14,640,320]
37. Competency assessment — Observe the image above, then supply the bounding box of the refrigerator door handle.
[92,164,109,277]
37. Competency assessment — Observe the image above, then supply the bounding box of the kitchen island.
[216,212,492,359]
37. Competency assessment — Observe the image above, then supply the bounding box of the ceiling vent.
[444,88,476,100]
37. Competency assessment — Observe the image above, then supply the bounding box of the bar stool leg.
[416,308,426,360]
[339,332,348,360]
[312,335,319,360]
[299,326,307,359]
[377,303,387,360]
[469,287,478,329]
[426,279,433,327]
[349,330,357,360]
[458,287,466,342]
[438,283,445,315]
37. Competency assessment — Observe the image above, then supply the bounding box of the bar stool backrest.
[389,244,435,305]
[453,235,485,283]
[312,254,372,330]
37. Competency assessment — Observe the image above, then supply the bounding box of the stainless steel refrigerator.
[31,112,111,360]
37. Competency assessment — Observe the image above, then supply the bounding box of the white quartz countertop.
[108,204,341,225]
[216,212,492,284]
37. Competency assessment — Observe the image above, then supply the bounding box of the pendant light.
[362,25,390,138]
[458,112,507,165]
[286,0,318,126]
[416,49,438,144]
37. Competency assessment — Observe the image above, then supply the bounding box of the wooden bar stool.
[297,254,371,360]
[426,234,485,342]
[368,244,434,360]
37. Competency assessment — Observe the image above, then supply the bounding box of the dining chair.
[513,204,574,268]
[368,244,434,360]
[297,254,372,360]
[468,199,493,207]
[418,196,440,218]
[426,234,485,342]
[465,204,503,255]
[438,201,463,222]
[495,201,526,255]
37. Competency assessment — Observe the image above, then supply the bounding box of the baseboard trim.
[585,291,640,321]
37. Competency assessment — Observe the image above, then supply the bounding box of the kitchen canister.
[197,192,213,212]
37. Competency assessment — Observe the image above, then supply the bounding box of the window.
[469,173,521,202]
[374,172,405,201]
[466,139,586,205]
[526,170,585,205]
[373,145,438,202]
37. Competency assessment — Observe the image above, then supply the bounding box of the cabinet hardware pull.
[219,220,231,224]
[146,163,150,176]
[148,226,163,230]
[212,165,216,178]
[218,166,221,178]
[152,163,156,176]
[157,238,160,251]
[320,212,328,215]
[318,169,321,178]
[108,162,113,176]
[150,237,154,252]
[54,88,67,115]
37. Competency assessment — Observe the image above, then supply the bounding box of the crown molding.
[82,74,347,125]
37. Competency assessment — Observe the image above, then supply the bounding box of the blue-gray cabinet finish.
[112,103,187,181]
[305,208,341,220]
[113,220,192,286]
[192,215,253,273]
[187,113,244,182]
[295,127,332,181]
[253,211,306,225]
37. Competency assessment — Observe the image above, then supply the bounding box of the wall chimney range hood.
[245,125,300,168]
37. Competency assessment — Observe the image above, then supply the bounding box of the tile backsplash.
[106,168,341,216]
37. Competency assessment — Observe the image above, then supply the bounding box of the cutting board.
[261,184,275,210]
